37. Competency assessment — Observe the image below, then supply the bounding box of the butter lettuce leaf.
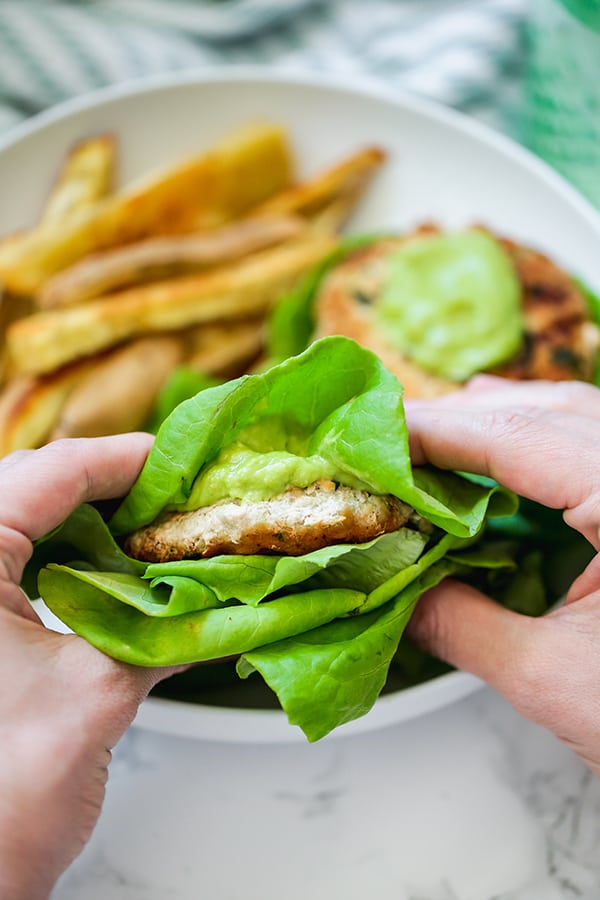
[239,543,515,741]
[38,566,368,666]
[146,527,429,606]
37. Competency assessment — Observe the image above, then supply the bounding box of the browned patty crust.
[313,225,599,398]
[124,479,427,563]
[494,236,599,382]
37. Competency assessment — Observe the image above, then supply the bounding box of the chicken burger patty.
[124,479,431,562]
[313,225,599,398]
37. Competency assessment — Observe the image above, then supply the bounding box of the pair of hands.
[1,378,600,898]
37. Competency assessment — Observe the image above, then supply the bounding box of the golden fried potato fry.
[7,235,338,376]
[307,185,372,236]
[0,136,115,301]
[0,358,96,456]
[0,122,293,296]
[41,134,116,224]
[50,335,185,440]
[185,319,265,378]
[38,215,306,309]
[253,146,386,224]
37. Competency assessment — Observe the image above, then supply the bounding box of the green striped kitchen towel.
[0,0,527,136]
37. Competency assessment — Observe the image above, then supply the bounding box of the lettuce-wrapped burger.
[30,337,516,740]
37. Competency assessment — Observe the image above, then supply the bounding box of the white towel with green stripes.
[0,0,527,136]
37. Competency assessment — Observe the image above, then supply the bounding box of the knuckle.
[37,436,79,457]
[552,379,599,410]
[32,437,77,472]
[0,524,30,583]
[479,402,576,446]
[36,438,94,495]
[481,407,539,441]
[0,448,33,468]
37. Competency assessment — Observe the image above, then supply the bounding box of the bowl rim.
[1,65,599,237]
[135,670,486,744]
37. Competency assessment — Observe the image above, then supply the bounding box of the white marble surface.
[51,686,600,900]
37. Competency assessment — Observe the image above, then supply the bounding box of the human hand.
[0,435,181,900]
[405,377,600,777]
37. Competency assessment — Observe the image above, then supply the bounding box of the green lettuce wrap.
[29,336,518,741]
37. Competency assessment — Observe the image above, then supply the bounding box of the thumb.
[405,578,534,699]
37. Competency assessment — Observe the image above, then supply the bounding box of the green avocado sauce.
[375,230,524,381]
[179,417,369,510]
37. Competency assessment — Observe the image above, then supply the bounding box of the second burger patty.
[313,225,600,398]
[124,479,431,562]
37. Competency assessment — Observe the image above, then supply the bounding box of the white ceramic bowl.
[10,69,600,744]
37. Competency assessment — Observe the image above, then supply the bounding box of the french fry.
[7,235,338,376]
[307,183,372,236]
[252,146,386,224]
[185,319,265,377]
[37,215,307,309]
[0,358,96,456]
[37,145,381,310]
[0,122,293,296]
[0,136,116,300]
[40,134,116,224]
[50,335,185,440]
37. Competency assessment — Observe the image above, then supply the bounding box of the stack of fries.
[0,121,385,456]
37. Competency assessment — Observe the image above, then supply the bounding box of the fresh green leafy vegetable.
[238,550,491,741]
[30,336,518,740]
[145,367,221,434]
